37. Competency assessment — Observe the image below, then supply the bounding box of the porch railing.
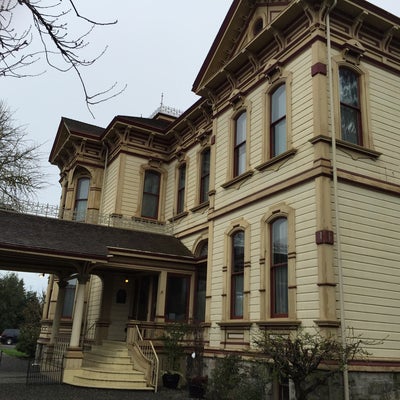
[127,323,159,392]
[0,197,173,235]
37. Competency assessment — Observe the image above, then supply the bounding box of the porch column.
[50,279,68,344]
[69,274,89,348]
[155,271,167,322]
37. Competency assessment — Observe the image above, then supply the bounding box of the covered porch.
[0,209,201,390]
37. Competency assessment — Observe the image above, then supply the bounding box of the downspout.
[326,1,350,400]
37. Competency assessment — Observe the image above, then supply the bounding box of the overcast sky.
[2,0,400,293]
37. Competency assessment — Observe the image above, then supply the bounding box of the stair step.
[73,374,152,390]
[80,367,145,381]
[71,340,154,390]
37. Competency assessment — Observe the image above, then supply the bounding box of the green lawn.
[1,347,28,358]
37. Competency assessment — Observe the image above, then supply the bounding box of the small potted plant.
[161,322,189,389]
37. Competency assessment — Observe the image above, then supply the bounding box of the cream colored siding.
[101,158,120,215]
[338,183,400,358]
[119,156,144,216]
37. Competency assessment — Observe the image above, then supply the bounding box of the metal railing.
[127,324,159,392]
[0,197,174,235]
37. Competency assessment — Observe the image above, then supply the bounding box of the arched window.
[177,163,186,214]
[231,230,245,318]
[74,177,90,221]
[270,84,286,157]
[339,67,362,145]
[234,111,247,177]
[194,240,208,323]
[199,148,210,204]
[270,218,288,317]
[141,170,161,219]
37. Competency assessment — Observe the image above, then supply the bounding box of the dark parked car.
[0,329,20,345]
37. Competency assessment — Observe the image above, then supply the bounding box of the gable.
[192,0,291,94]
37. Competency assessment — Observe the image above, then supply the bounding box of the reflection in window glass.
[165,275,189,321]
[141,170,161,219]
[271,84,286,157]
[200,149,210,204]
[339,67,362,145]
[234,112,246,176]
[271,218,288,317]
[231,231,244,318]
[74,177,90,221]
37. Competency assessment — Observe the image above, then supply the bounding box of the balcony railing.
[0,198,173,235]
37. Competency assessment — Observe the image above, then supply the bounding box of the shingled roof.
[0,210,193,261]
[62,117,105,137]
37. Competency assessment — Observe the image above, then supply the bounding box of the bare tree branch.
[0,0,126,115]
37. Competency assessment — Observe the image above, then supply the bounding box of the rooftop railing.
[0,198,173,235]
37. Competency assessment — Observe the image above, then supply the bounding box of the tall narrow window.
[271,218,288,317]
[231,230,244,318]
[270,84,286,157]
[339,67,362,145]
[165,274,190,321]
[234,112,247,177]
[74,177,90,221]
[62,279,77,318]
[200,148,210,204]
[177,164,186,214]
[195,241,208,323]
[141,170,161,219]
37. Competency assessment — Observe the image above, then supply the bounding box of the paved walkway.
[0,351,192,400]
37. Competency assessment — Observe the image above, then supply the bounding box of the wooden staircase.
[69,340,153,390]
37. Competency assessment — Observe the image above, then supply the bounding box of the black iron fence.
[26,355,64,385]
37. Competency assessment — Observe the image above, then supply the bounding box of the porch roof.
[0,210,194,262]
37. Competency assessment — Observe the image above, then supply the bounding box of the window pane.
[142,193,159,218]
[62,279,77,318]
[273,119,286,156]
[144,171,160,194]
[178,165,186,189]
[274,265,288,315]
[200,149,210,203]
[76,178,89,199]
[233,231,244,273]
[339,68,359,107]
[340,105,360,145]
[74,177,90,221]
[236,144,246,176]
[165,275,189,321]
[271,218,288,316]
[271,84,286,123]
[232,274,244,317]
[235,112,247,145]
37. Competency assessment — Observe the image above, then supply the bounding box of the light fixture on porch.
[124,277,129,283]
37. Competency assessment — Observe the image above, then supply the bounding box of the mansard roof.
[0,210,194,262]
[106,115,172,133]
[62,117,104,137]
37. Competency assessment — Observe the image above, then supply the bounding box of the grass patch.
[1,348,29,358]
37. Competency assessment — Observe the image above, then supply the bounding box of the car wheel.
[6,338,12,345]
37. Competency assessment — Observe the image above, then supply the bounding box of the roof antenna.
[160,92,164,108]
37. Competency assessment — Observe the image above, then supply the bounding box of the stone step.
[73,373,152,390]
[80,366,145,381]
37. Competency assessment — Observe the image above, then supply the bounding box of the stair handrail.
[133,324,159,392]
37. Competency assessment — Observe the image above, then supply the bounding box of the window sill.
[221,170,254,189]
[256,320,301,330]
[256,148,297,172]
[190,201,209,213]
[217,321,252,330]
[168,211,188,222]
[309,135,381,159]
